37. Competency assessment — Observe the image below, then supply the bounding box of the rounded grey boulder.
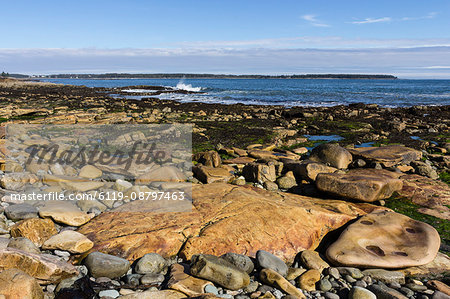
[84,251,130,278]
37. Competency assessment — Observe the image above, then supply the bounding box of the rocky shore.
[0,78,449,298]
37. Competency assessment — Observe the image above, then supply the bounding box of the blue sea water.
[38,78,450,107]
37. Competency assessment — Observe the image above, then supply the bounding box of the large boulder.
[348,145,422,167]
[326,210,440,268]
[316,169,403,202]
[310,143,352,169]
[78,183,380,262]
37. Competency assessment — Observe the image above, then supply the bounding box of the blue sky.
[1,0,450,77]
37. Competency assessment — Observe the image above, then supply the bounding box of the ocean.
[38,78,450,107]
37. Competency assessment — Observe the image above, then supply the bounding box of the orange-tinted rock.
[348,145,422,167]
[260,268,305,298]
[0,248,78,284]
[316,169,403,202]
[0,269,44,299]
[193,165,234,184]
[78,183,380,262]
[398,174,450,220]
[10,218,57,246]
[326,210,440,268]
[167,263,213,297]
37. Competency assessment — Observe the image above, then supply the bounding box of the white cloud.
[300,14,330,27]
[351,12,437,25]
[351,17,391,24]
[401,12,437,21]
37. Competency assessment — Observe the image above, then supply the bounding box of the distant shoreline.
[31,73,398,80]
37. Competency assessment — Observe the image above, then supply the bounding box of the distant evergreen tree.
[1,71,6,77]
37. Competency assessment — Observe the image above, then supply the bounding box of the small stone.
[259,268,305,298]
[317,279,332,292]
[84,251,130,278]
[4,203,38,221]
[355,280,368,288]
[345,274,357,283]
[389,282,402,289]
[399,287,415,297]
[190,254,250,291]
[140,273,165,285]
[362,269,406,285]
[244,281,259,293]
[79,165,103,179]
[167,263,213,296]
[114,179,133,192]
[336,267,364,279]
[427,280,450,296]
[276,176,296,190]
[324,292,340,299]
[38,201,94,226]
[405,283,428,292]
[256,250,288,277]
[368,283,408,299]
[297,269,320,292]
[7,237,41,254]
[299,250,329,273]
[98,289,120,298]
[349,286,377,299]
[433,291,450,299]
[286,268,306,281]
[125,274,142,287]
[205,284,219,294]
[263,181,279,191]
[221,252,254,274]
[326,268,340,280]
[135,253,167,275]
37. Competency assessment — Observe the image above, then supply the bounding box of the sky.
[1,0,449,78]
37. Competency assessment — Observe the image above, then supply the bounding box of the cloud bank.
[1,46,449,78]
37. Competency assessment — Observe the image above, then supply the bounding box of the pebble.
[256,250,288,277]
[98,289,120,298]
[135,253,167,275]
[124,274,141,287]
[205,284,219,295]
[354,280,368,288]
[349,286,377,299]
[326,268,340,280]
[323,292,339,299]
[336,267,364,279]
[317,279,332,292]
[368,283,409,299]
[4,204,38,221]
[363,269,406,285]
[243,281,259,293]
[84,252,130,279]
[140,273,164,285]
[7,237,40,254]
[400,286,415,297]
[221,252,255,274]
[345,274,357,283]
[433,291,450,299]
[405,283,428,292]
